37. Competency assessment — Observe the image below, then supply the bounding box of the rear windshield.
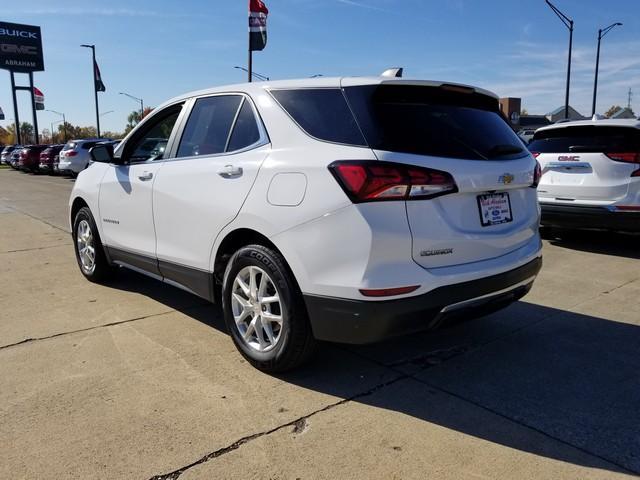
[344,85,526,160]
[62,142,76,151]
[529,126,640,153]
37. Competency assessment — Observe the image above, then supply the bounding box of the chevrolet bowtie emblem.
[499,173,515,184]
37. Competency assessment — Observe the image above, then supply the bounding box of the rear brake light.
[66,150,78,157]
[605,152,639,163]
[359,285,420,297]
[605,152,640,177]
[328,160,457,203]
[531,160,542,188]
[530,152,540,158]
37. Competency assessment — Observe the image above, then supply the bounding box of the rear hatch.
[343,83,539,269]
[530,125,640,202]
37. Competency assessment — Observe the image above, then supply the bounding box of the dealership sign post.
[0,21,45,144]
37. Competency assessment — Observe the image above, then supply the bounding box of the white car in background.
[58,138,112,176]
[69,76,542,372]
[529,118,640,232]
[518,129,536,144]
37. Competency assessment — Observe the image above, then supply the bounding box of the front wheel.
[222,245,316,373]
[73,206,114,282]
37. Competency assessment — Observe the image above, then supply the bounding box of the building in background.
[545,105,586,122]
[610,107,636,119]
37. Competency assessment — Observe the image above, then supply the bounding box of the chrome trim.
[439,276,536,314]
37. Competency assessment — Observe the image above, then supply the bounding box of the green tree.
[4,123,35,144]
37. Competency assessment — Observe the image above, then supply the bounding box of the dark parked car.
[17,145,50,173]
[39,145,64,174]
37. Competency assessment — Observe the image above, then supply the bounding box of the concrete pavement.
[1,169,638,479]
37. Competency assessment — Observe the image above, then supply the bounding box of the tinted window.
[62,142,76,151]
[126,106,182,162]
[344,85,526,160]
[528,126,640,153]
[227,100,261,152]
[177,95,242,157]
[271,89,366,145]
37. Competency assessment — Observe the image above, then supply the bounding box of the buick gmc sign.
[0,22,44,72]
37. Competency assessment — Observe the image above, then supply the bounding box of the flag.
[94,59,106,92]
[249,0,268,51]
[33,87,45,110]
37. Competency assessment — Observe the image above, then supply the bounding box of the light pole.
[119,92,144,119]
[591,22,623,116]
[545,0,574,120]
[234,66,269,81]
[100,110,114,117]
[51,119,64,143]
[80,44,101,137]
[46,109,67,142]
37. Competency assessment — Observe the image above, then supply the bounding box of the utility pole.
[628,88,633,110]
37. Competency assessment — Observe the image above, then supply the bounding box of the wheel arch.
[70,196,89,230]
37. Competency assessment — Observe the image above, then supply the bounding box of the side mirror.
[90,144,120,164]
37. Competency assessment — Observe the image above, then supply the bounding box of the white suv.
[59,138,112,176]
[530,118,640,232]
[69,77,542,372]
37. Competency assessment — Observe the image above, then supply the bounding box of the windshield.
[344,85,526,160]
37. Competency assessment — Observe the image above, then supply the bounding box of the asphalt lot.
[1,167,639,479]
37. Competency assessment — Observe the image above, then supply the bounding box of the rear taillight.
[328,160,457,203]
[531,160,542,188]
[605,152,640,177]
[66,150,78,157]
[530,152,540,158]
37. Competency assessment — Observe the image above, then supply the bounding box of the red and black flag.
[249,0,268,51]
[94,59,106,92]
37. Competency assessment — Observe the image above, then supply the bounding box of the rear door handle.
[218,165,243,178]
[138,171,153,181]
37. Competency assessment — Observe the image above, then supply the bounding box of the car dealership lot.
[1,169,639,479]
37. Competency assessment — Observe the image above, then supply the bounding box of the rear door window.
[528,126,640,153]
[176,95,243,158]
[344,85,526,160]
[227,99,262,152]
[270,89,366,146]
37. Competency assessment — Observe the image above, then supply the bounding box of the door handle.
[218,164,243,178]
[138,171,153,181]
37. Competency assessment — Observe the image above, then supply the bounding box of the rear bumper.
[540,203,640,232]
[304,256,542,344]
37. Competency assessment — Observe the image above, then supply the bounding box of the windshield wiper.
[488,144,523,157]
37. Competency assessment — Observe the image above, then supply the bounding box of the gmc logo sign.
[558,155,580,161]
[0,44,38,55]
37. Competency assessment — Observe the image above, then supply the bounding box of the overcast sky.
[1,0,639,134]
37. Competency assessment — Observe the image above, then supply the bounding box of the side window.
[125,105,182,163]
[270,89,366,146]
[227,100,261,152]
[176,95,242,158]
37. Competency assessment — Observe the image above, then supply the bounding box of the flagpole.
[81,44,101,137]
[248,30,252,82]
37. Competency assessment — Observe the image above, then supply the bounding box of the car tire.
[222,244,316,373]
[73,206,114,283]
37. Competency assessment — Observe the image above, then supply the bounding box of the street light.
[46,109,67,142]
[80,44,102,137]
[119,92,144,119]
[234,66,269,81]
[591,22,623,116]
[51,119,64,143]
[100,110,115,117]
[545,0,574,120]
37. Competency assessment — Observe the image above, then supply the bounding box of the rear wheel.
[222,244,316,372]
[73,206,114,282]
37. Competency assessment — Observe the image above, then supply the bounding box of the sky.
[1,0,639,135]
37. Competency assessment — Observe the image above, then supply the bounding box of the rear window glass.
[345,85,526,160]
[62,142,76,151]
[528,126,640,153]
[270,89,366,146]
[227,100,261,152]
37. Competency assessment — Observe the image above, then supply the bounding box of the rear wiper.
[569,145,602,152]
[488,144,523,157]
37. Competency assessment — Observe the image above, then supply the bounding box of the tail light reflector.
[531,160,542,188]
[360,285,420,297]
[65,150,78,157]
[328,160,457,203]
